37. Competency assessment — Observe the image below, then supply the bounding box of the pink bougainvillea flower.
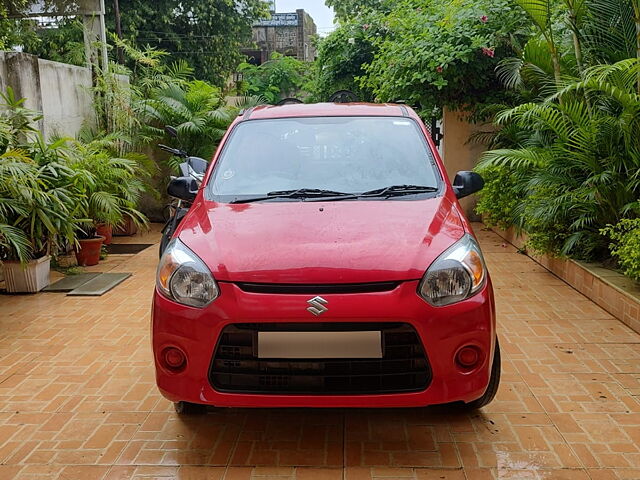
[482,47,495,58]
[436,66,444,73]
[480,15,488,23]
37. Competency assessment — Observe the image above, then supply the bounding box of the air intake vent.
[209,323,431,395]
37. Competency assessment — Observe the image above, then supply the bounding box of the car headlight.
[157,239,219,307]
[418,234,486,306]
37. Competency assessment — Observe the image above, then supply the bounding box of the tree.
[312,20,377,101]
[325,0,391,22]
[104,0,270,85]
[20,18,85,66]
[0,0,35,50]
[140,79,236,162]
[361,0,530,115]
[238,52,310,104]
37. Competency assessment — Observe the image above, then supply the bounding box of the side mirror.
[168,176,198,202]
[453,171,484,199]
[164,125,178,138]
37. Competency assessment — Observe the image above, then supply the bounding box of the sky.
[273,0,336,36]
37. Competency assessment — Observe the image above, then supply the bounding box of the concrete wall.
[0,52,8,95]
[441,108,491,220]
[297,9,317,62]
[38,59,94,139]
[0,52,95,139]
[2,52,43,124]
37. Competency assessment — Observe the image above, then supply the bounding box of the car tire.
[174,401,207,415]
[458,339,501,411]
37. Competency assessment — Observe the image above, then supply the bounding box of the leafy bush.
[601,219,640,281]
[474,165,521,230]
[0,90,85,261]
[239,53,310,104]
[141,79,235,163]
[478,59,640,259]
[68,138,149,237]
[312,21,377,102]
[0,88,151,261]
[361,0,529,114]
[136,58,264,172]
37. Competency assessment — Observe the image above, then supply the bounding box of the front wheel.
[174,401,207,415]
[458,340,501,411]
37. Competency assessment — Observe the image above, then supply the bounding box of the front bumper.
[151,280,496,408]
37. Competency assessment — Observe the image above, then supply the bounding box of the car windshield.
[207,116,441,201]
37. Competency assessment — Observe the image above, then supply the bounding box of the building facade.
[243,9,317,65]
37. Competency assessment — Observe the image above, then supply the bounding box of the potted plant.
[113,215,139,236]
[0,91,88,292]
[75,227,106,266]
[0,147,82,292]
[70,139,149,262]
[95,223,113,245]
[0,221,36,291]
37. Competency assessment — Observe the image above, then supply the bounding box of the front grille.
[209,323,431,395]
[234,282,401,295]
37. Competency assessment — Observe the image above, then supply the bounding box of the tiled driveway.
[0,224,639,480]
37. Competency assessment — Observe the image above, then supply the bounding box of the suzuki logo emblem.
[306,296,329,316]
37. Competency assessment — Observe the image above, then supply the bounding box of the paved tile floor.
[0,224,639,480]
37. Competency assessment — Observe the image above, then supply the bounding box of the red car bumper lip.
[152,279,495,408]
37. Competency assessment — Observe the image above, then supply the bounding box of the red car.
[153,103,499,413]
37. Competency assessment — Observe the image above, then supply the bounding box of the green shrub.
[474,165,520,230]
[601,219,640,281]
[239,53,311,104]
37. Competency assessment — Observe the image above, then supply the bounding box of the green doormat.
[67,273,132,296]
[43,273,103,292]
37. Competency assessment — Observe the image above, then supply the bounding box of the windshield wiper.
[229,188,354,204]
[269,188,352,197]
[359,184,439,198]
[229,186,439,204]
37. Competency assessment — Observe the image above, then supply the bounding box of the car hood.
[177,196,465,284]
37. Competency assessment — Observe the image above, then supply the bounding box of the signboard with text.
[255,13,299,27]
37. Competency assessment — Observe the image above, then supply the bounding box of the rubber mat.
[105,244,153,255]
[67,273,132,296]
[43,273,102,292]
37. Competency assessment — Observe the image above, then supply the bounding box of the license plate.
[257,331,382,359]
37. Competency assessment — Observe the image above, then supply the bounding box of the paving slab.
[66,272,132,296]
[42,273,102,292]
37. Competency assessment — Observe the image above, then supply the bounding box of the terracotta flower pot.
[96,224,113,245]
[113,215,138,237]
[75,236,105,266]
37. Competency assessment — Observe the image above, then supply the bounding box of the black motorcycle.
[158,126,209,258]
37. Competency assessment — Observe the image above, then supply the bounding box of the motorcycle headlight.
[418,234,487,307]
[157,239,219,308]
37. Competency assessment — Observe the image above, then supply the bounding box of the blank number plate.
[258,331,382,359]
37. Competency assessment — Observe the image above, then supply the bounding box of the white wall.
[37,59,95,139]
[0,52,8,95]
[0,52,97,139]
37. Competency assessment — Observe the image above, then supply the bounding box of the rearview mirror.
[168,176,198,202]
[453,171,484,199]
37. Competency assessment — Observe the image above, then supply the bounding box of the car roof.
[242,102,411,120]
